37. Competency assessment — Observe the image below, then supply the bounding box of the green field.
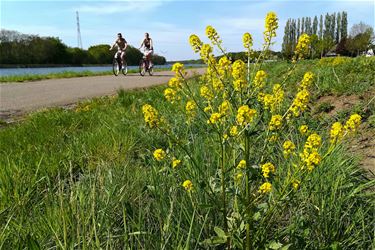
[0,57,374,249]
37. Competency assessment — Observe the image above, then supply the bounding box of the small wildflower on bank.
[233,79,247,91]
[243,32,253,50]
[208,112,222,124]
[204,106,212,113]
[200,86,214,100]
[185,100,197,117]
[172,62,185,75]
[299,125,308,135]
[295,33,311,60]
[299,72,314,90]
[206,25,221,45]
[330,122,344,144]
[153,149,166,161]
[232,60,246,80]
[219,100,231,115]
[164,88,177,103]
[168,77,181,88]
[234,173,243,183]
[283,140,296,158]
[253,70,267,88]
[290,89,310,117]
[261,162,276,178]
[292,180,300,190]
[264,12,278,44]
[200,44,213,61]
[189,34,202,53]
[344,114,361,134]
[269,115,283,131]
[230,126,239,136]
[236,105,257,126]
[305,133,322,149]
[237,160,246,169]
[142,104,159,128]
[172,159,181,169]
[258,182,272,194]
[182,180,193,192]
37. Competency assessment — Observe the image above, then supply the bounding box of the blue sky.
[1,0,374,61]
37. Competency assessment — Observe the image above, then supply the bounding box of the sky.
[1,0,374,61]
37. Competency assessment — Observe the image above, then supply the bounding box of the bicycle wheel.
[121,61,128,75]
[112,58,120,76]
[139,59,146,76]
[148,66,153,76]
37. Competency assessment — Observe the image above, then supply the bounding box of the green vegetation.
[0,56,374,248]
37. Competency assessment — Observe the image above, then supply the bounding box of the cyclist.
[109,33,128,69]
[139,32,154,69]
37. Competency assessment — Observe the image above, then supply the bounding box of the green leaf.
[214,226,227,238]
[269,241,283,249]
[253,211,261,221]
[202,236,227,246]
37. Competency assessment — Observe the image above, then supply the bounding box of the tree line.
[282,12,374,58]
[0,30,166,66]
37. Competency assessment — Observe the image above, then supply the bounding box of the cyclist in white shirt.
[109,33,128,69]
[139,32,154,68]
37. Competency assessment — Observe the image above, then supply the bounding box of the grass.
[0,57,374,248]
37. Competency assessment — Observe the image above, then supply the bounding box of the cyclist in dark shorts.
[139,32,154,68]
[109,33,128,69]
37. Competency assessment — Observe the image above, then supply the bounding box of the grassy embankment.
[0,57,374,248]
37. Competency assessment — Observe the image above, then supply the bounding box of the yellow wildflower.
[330,122,344,143]
[212,77,224,91]
[142,104,159,128]
[164,88,177,102]
[204,106,212,113]
[219,100,231,115]
[305,133,322,149]
[299,72,314,90]
[200,86,214,100]
[295,33,311,59]
[172,159,181,169]
[200,44,213,61]
[230,126,239,136]
[344,114,361,134]
[264,12,278,44]
[172,62,185,75]
[182,180,193,192]
[283,140,296,158]
[261,162,276,178]
[206,25,221,45]
[292,180,300,190]
[232,60,245,80]
[237,160,246,169]
[269,115,283,131]
[236,105,257,126]
[253,70,267,88]
[258,182,272,194]
[234,173,243,183]
[233,79,247,91]
[208,112,222,124]
[168,77,181,88]
[243,32,253,50]
[153,149,166,161]
[189,34,202,53]
[299,125,308,135]
[290,89,309,117]
[185,100,197,117]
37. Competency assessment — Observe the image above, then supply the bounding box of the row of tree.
[0,30,166,66]
[282,12,374,59]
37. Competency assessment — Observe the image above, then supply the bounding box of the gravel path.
[0,68,205,120]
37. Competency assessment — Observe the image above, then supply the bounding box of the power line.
[76,11,82,49]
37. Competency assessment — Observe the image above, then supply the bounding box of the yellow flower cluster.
[243,32,253,50]
[283,140,296,158]
[185,100,197,117]
[261,162,275,178]
[237,160,246,169]
[295,33,311,59]
[206,25,221,45]
[218,56,232,77]
[189,34,202,53]
[232,60,246,80]
[172,159,181,168]
[236,105,257,126]
[142,104,159,128]
[290,89,309,117]
[253,70,267,89]
[299,72,314,91]
[264,12,278,44]
[164,88,177,103]
[261,84,284,113]
[344,114,361,134]
[168,77,181,88]
[258,182,272,194]
[330,122,344,144]
[200,44,213,61]
[269,115,283,131]
[212,78,224,91]
[300,133,322,171]
[292,180,300,190]
[208,112,222,124]
[172,62,185,75]
[233,79,247,91]
[219,100,231,115]
[230,125,239,136]
[153,148,166,161]
[200,86,214,100]
[182,180,193,192]
[299,125,308,135]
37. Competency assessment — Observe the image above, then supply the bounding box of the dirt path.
[0,68,205,120]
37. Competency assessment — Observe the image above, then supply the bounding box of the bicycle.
[112,51,128,76]
[139,56,153,76]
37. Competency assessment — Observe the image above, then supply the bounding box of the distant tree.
[297,18,301,39]
[313,16,318,35]
[330,13,336,40]
[336,12,341,43]
[348,23,374,56]
[88,44,112,64]
[301,17,305,34]
[341,11,348,39]
[319,14,323,39]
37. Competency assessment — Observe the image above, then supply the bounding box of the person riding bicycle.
[109,33,128,69]
[139,32,154,69]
